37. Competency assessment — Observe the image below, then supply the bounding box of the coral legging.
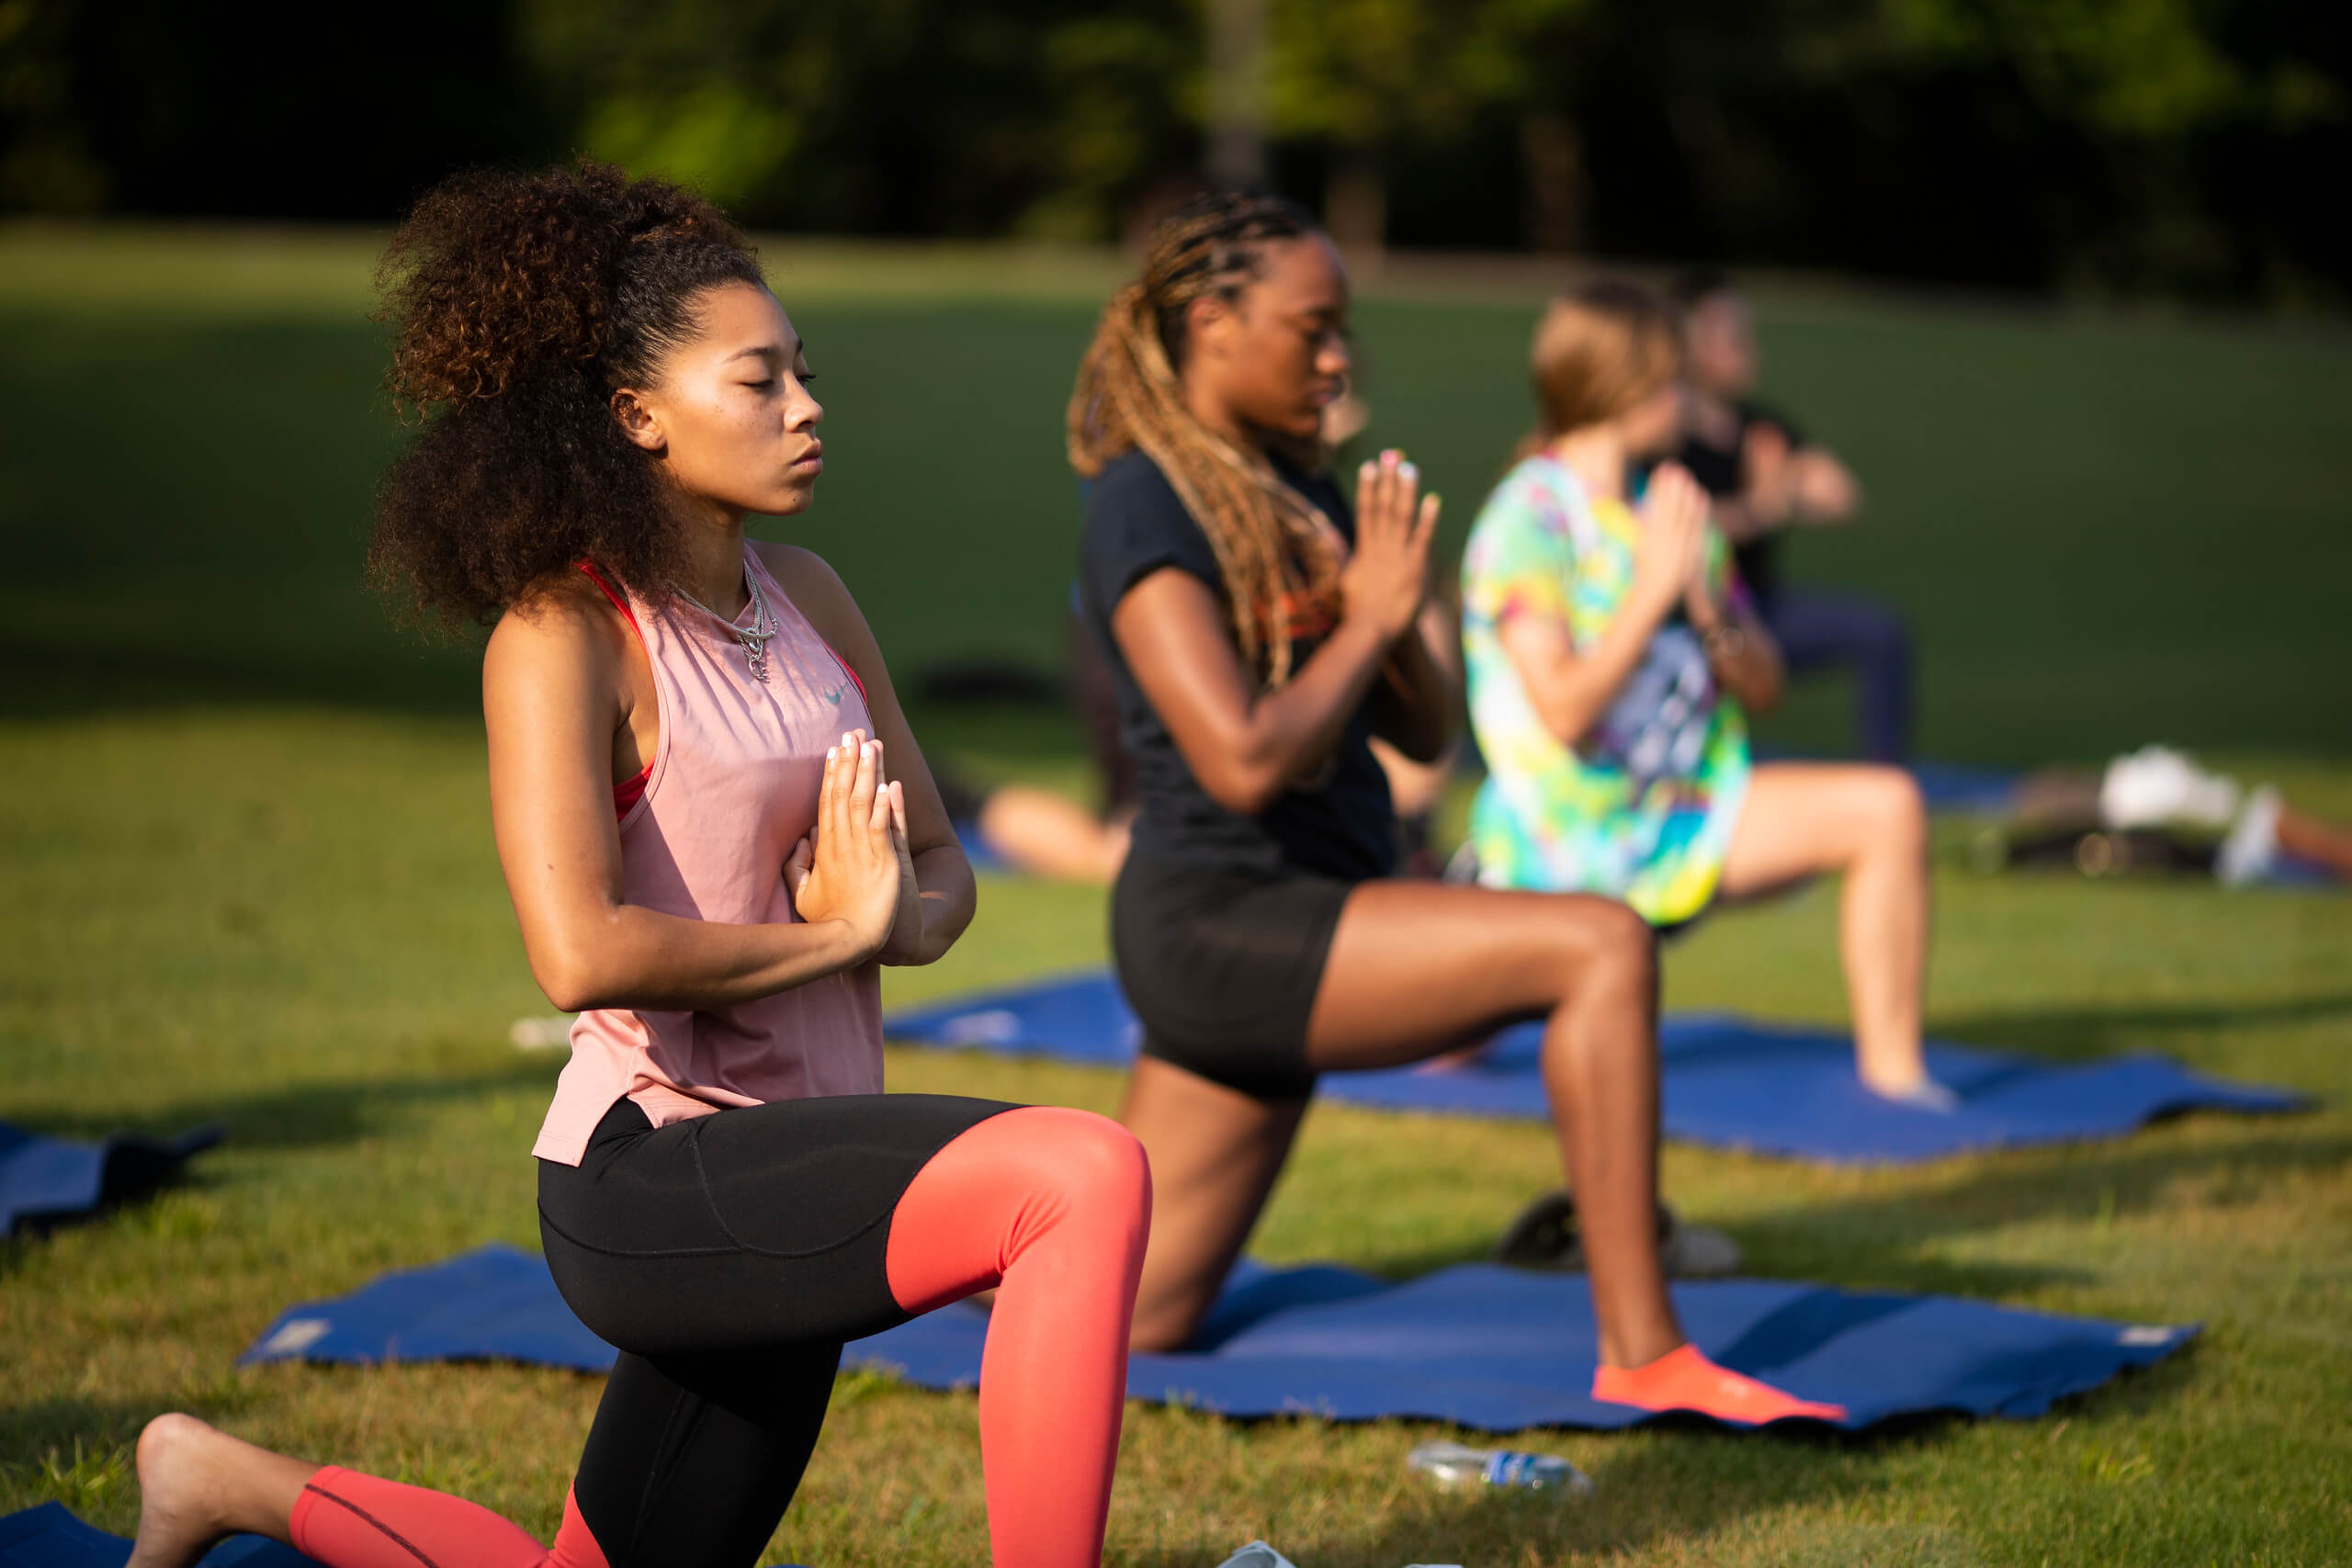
[288,1096,1149,1568]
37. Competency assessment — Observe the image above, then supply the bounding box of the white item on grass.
[1213,1545,1298,1568]
[2215,784,2283,887]
[2098,745,2242,832]
[1408,1440,1594,1495]
[509,1016,574,1051]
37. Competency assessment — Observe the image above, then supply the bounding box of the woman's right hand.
[783,730,906,963]
[1632,461,1709,618]
[1341,449,1441,643]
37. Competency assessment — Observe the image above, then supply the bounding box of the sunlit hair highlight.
[1519,279,1683,457]
[1067,190,1339,685]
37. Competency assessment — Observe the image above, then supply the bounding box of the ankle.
[1598,1330,1686,1371]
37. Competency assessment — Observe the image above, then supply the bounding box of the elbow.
[1200,757,1286,816]
[533,965,596,1018]
[1534,699,1600,751]
[528,932,611,1015]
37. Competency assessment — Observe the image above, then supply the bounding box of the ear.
[1182,293,1234,361]
[610,388,667,454]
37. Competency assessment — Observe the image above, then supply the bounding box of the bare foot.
[127,1415,232,1568]
[127,1413,309,1568]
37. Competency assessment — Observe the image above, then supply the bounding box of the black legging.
[291,1092,1150,1568]
[539,1094,1005,1562]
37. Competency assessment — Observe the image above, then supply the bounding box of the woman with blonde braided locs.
[1073,191,1842,1423]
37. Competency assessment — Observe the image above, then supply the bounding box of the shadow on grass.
[7,1058,562,1153]
[0,1395,170,1469]
[1928,990,2352,1063]
[1732,1125,2352,1288]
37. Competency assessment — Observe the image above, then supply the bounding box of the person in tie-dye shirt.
[1461,280,1946,1105]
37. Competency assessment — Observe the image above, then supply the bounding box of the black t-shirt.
[1077,450,1396,883]
[1678,400,1804,610]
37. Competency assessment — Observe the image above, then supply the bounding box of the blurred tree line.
[2,0,2343,301]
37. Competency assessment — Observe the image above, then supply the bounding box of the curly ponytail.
[1067,191,1340,686]
[367,162,767,625]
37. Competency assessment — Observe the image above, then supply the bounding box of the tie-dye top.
[1460,454,1750,925]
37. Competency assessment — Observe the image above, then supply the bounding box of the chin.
[764,484,818,516]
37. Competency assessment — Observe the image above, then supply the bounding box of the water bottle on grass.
[1408,1440,1594,1495]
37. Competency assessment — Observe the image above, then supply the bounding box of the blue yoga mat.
[0,1121,223,1237]
[883,972,2310,1165]
[0,1501,315,1567]
[242,1244,2195,1434]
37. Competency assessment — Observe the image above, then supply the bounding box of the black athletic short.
[1110,850,1355,1100]
[537,1092,1011,1567]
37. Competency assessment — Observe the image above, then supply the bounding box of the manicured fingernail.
[1400,462,1418,481]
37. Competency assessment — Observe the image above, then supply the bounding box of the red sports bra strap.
[822,641,869,706]
[576,561,642,635]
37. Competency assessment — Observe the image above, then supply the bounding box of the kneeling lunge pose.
[1070,192,1833,1422]
[128,164,1148,1568]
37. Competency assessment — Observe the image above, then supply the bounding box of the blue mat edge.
[0,1502,815,1568]
[881,978,2316,1167]
[240,1246,2204,1436]
[0,1499,317,1566]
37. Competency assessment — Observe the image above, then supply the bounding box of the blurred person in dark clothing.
[1673,270,1911,762]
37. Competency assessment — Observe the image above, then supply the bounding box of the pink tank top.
[532,546,884,1166]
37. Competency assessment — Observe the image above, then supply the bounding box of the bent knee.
[1555,895,1657,982]
[1857,766,1928,845]
[997,1105,1151,1213]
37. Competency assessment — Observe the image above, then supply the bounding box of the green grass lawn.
[3,228,2350,1565]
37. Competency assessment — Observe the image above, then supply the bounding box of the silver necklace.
[674,569,776,682]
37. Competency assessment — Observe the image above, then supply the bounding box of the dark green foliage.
[2,0,2346,299]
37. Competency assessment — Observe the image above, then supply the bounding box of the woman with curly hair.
[123,164,1150,1568]
[1072,191,1838,1424]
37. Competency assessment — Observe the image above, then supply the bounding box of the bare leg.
[1120,882,1679,1366]
[129,1414,311,1567]
[975,786,1131,886]
[1721,762,1931,1095]
[1119,1061,1307,1350]
[1302,883,1679,1369]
